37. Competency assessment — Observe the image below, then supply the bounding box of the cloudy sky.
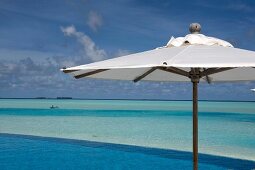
[0,0,255,100]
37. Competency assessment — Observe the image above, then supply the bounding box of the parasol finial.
[189,23,201,34]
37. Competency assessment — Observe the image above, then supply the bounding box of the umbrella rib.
[62,69,80,73]
[202,68,212,84]
[201,67,234,77]
[204,75,212,84]
[159,67,189,77]
[133,67,159,82]
[74,69,109,79]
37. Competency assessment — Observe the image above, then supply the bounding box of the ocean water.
[0,99,255,169]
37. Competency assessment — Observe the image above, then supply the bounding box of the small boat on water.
[50,105,59,109]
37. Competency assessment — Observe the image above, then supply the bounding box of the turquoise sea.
[0,99,255,169]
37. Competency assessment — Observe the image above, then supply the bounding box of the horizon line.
[0,97,254,102]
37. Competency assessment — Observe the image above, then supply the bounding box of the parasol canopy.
[62,31,255,83]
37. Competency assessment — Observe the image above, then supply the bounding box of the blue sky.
[0,0,255,100]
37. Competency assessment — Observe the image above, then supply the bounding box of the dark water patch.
[0,108,254,116]
[1,108,255,124]
[0,108,192,117]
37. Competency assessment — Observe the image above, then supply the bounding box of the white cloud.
[61,25,76,36]
[87,11,103,32]
[61,25,107,62]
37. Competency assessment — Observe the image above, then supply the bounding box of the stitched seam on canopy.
[164,45,192,66]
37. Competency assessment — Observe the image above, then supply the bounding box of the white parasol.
[62,23,255,170]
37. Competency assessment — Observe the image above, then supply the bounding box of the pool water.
[1,134,255,170]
